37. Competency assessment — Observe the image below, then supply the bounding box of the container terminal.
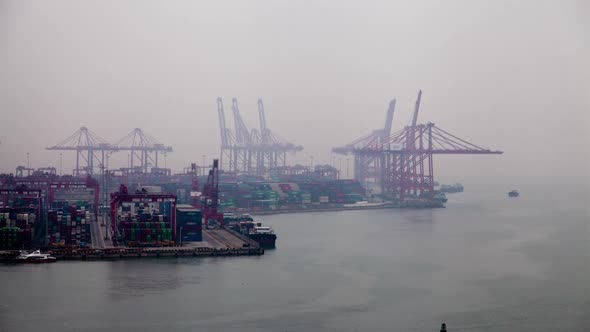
[0,92,502,256]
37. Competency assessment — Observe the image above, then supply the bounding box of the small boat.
[14,250,57,263]
[508,190,519,197]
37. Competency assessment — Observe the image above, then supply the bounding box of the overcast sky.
[0,0,588,181]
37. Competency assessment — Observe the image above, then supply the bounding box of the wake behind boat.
[14,250,57,263]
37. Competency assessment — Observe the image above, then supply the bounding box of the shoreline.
[0,246,264,262]
[247,202,444,216]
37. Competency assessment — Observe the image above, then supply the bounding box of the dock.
[0,228,263,262]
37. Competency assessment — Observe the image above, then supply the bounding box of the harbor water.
[1,176,589,331]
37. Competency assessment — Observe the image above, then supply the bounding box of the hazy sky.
[0,0,588,180]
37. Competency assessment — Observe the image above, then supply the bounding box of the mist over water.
[1,177,588,331]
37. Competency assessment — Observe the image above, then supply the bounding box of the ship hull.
[16,258,57,264]
[246,233,277,248]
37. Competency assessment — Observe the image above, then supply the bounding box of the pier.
[0,228,263,262]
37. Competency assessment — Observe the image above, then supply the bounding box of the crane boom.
[411,90,422,127]
[258,99,271,144]
[231,98,250,144]
[217,98,228,147]
[382,99,396,142]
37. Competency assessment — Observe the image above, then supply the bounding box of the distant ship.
[439,183,464,193]
[508,190,519,197]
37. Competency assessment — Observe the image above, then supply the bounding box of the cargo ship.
[225,214,277,248]
[439,183,464,193]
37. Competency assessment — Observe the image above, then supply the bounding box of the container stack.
[117,202,174,244]
[0,227,32,249]
[219,193,237,210]
[47,202,94,247]
[0,210,35,249]
[177,205,202,242]
[316,180,365,204]
[214,179,366,210]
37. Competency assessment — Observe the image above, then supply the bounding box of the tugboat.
[508,190,519,197]
[14,250,57,263]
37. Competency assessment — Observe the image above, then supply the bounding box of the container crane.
[46,127,118,176]
[355,91,503,200]
[332,98,396,189]
[201,159,223,227]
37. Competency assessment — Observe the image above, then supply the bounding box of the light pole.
[26,152,30,168]
[179,226,183,246]
[339,158,342,178]
[202,155,206,167]
[102,163,109,240]
[59,153,63,175]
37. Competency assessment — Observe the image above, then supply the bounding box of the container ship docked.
[224,213,277,248]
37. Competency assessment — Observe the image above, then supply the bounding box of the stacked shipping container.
[117,202,174,244]
[0,208,37,249]
[47,202,94,247]
[215,179,367,211]
[0,191,41,249]
[177,205,202,242]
